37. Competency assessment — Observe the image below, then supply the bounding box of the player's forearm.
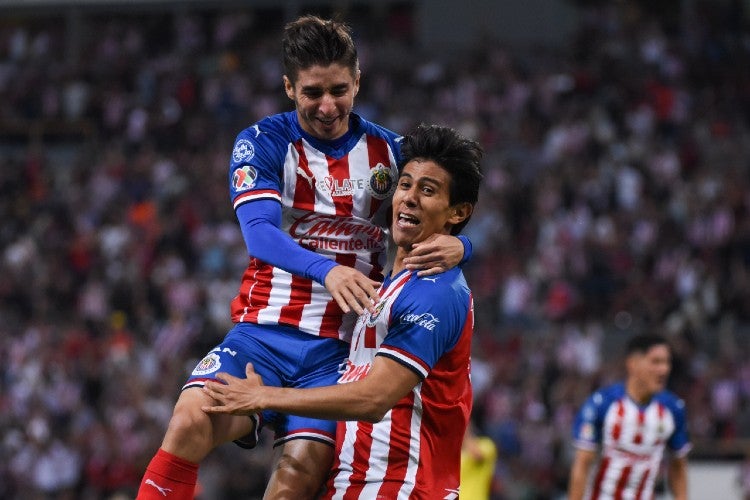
[668,458,688,500]
[567,473,586,500]
[261,382,390,423]
[236,201,337,284]
[568,454,593,500]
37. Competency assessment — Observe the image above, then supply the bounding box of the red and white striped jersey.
[323,268,474,499]
[228,112,402,341]
[572,383,691,499]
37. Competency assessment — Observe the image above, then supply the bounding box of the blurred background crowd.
[1,0,749,498]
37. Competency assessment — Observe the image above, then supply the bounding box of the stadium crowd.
[1,2,749,499]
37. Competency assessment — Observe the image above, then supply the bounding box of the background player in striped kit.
[136,15,471,500]
[568,333,691,500]
[202,123,483,499]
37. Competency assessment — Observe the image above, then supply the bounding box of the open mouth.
[397,213,420,227]
[317,116,338,126]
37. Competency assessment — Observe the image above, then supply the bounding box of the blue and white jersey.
[328,267,474,499]
[572,382,691,499]
[228,111,402,340]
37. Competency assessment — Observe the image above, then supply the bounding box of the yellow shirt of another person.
[460,435,497,499]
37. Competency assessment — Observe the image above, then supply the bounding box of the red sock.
[136,448,199,499]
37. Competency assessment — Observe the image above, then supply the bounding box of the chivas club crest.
[367,163,396,200]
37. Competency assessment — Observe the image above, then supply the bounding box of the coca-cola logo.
[400,312,440,331]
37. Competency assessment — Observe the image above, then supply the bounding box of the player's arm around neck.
[202,358,420,423]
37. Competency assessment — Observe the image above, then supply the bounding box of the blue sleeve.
[666,395,691,454]
[457,235,472,265]
[378,272,469,376]
[236,200,337,284]
[572,391,605,449]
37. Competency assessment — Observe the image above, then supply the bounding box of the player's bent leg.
[137,387,257,499]
[263,439,335,500]
[161,387,255,460]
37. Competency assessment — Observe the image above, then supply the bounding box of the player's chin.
[392,228,420,249]
[653,380,667,392]
[315,117,345,137]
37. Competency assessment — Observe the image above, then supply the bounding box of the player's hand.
[403,233,463,276]
[324,265,381,315]
[202,363,265,416]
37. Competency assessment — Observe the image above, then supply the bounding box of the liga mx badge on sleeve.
[233,165,258,191]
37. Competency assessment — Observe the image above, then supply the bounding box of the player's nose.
[319,93,337,114]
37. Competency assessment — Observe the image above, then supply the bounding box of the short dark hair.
[398,124,484,234]
[282,15,359,84]
[625,333,670,356]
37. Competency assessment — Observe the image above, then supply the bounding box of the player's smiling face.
[391,160,467,251]
[284,63,359,141]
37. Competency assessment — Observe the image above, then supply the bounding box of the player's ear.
[448,202,472,227]
[352,69,361,97]
[283,75,295,100]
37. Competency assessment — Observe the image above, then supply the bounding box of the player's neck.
[391,256,406,276]
[390,247,411,276]
[626,381,653,405]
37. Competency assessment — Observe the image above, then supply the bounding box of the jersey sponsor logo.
[337,359,349,374]
[320,176,368,197]
[233,165,258,191]
[232,138,255,162]
[192,353,221,376]
[400,312,440,331]
[367,163,397,200]
[606,446,659,462]
[289,213,386,252]
[338,359,371,383]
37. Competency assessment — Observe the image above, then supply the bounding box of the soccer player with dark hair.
[136,15,471,500]
[568,333,691,500]
[202,123,484,498]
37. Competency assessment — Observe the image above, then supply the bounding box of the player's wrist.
[457,235,472,265]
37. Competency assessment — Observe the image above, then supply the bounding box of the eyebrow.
[399,172,443,185]
[300,82,349,92]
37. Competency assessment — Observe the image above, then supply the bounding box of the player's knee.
[164,391,221,449]
[169,404,206,431]
[158,405,217,463]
